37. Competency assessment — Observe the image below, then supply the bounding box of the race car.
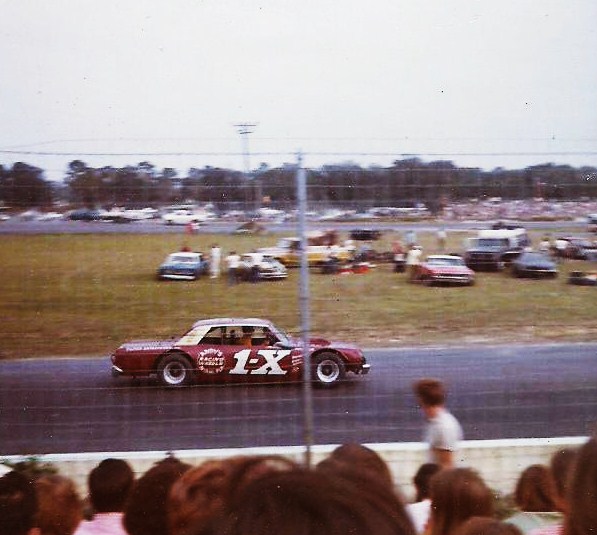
[413,254,475,286]
[110,318,370,388]
[156,251,209,281]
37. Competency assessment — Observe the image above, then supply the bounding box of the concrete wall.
[2,436,587,500]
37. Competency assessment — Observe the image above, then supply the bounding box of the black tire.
[157,353,194,387]
[312,352,346,387]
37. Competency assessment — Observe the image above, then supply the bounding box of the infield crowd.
[2,377,596,535]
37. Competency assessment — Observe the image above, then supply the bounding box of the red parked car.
[110,318,370,388]
[412,255,475,286]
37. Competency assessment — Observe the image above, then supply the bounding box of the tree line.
[1,158,596,211]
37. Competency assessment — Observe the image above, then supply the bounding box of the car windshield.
[427,257,464,266]
[478,238,509,247]
[521,252,547,262]
[168,254,198,263]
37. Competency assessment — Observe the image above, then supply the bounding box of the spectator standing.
[34,474,83,535]
[548,448,577,515]
[74,459,134,535]
[225,251,240,285]
[406,245,423,281]
[209,244,221,279]
[531,437,597,535]
[0,471,39,535]
[406,463,441,534]
[505,465,561,534]
[428,467,494,535]
[405,229,417,248]
[413,378,463,468]
[124,456,191,535]
[316,443,395,491]
[204,465,417,535]
[437,227,448,252]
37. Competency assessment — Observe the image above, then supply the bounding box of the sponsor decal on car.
[196,348,226,374]
[229,349,292,376]
[122,341,173,352]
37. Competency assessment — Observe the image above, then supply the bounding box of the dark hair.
[0,471,38,535]
[549,448,577,513]
[564,438,597,535]
[429,468,494,535]
[35,474,83,535]
[170,455,298,535]
[316,443,395,490]
[414,378,446,407]
[514,464,557,512]
[124,457,191,535]
[88,458,134,513]
[455,517,523,535]
[205,467,416,535]
[413,463,442,502]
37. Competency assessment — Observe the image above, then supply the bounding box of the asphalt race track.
[1,343,595,455]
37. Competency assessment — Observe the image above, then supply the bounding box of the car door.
[224,325,295,381]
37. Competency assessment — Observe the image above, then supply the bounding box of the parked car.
[568,270,597,286]
[110,317,370,387]
[350,229,382,241]
[237,253,288,281]
[510,251,558,278]
[556,237,597,261]
[67,209,102,221]
[464,228,530,271]
[157,252,209,281]
[161,210,208,226]
[412,255,475,286]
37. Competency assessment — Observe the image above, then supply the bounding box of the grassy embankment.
[1,228,596,359]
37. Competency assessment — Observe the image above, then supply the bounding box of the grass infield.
[1,229,596,359]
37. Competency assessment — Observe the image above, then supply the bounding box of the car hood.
[425,265,472,275]
[516,259,556,269]
[159,261,201,270]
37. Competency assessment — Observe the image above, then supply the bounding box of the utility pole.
[234,123,259,210]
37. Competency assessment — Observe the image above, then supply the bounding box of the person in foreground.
[74,458,135,535]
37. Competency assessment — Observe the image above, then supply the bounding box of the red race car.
[110,318,370,388]
[413,255,475,286]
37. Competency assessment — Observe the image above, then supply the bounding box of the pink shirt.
[74,512,128,535]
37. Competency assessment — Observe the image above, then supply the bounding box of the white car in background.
[161,210,210,226]
[238,253,288,281]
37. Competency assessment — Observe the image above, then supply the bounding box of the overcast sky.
[1,0,597,180]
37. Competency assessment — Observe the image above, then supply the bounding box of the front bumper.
[359,363,371,375]
[159,273,197,280]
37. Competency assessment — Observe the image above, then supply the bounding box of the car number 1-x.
[229,349,292,375]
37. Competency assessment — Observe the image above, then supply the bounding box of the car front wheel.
[312,352,346,387]
[157,353,194,387]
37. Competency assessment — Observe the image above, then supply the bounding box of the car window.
[201,326,226,345]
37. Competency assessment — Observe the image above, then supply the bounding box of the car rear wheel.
[312,352,346,387]
[157,353,194,387]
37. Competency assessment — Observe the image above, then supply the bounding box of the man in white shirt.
[209,244,222,279]
[413,378,463,468]
[225,251,241,285]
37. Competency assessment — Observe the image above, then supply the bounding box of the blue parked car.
[510,251,558,278]
[157,252,209,281]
